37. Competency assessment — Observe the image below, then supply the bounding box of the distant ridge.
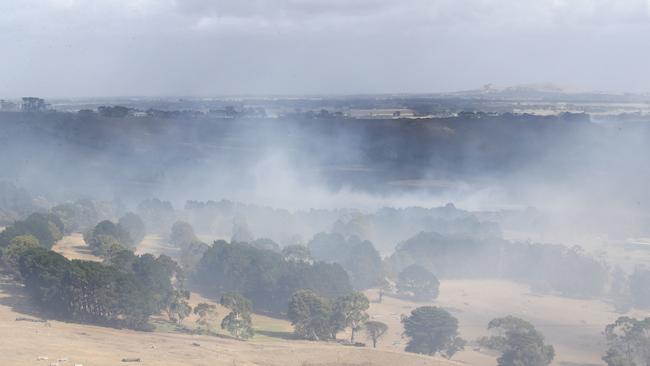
[446,83,649,102]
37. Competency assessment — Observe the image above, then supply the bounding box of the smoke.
[1,110,650,250]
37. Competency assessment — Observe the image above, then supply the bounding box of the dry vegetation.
[15,234,646,366]
[3,235,456,366]
[0,276,456,366]
[365,281,647,366]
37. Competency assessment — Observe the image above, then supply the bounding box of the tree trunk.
[350,328,355,344]
[373,338,377,348]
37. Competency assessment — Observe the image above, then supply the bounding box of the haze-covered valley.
[3,1,650,365]
[1,94,650,366]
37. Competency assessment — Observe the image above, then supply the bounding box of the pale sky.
[1,0,649,97]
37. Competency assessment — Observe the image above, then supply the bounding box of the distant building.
[21,97,48,112]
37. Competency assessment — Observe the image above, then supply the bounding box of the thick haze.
[1,0,650,97]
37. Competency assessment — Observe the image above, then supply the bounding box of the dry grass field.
[365,281,647,366]
[3,235,457,366]
[14,234,646,366]
[51,233,101,262]
[0,276,457,366]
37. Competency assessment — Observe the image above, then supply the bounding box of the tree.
[397,264,440,301]
[220,293,254,339]
[288,290,332,341]
[166,290,191,324]
[402,306,465,359]
[193,303,218,333]
[332,292,369,343]
[0,213,64,249]
[169,221,197,248]
[603,316,650,366]
[365,321,388,348]
[91,234,123,258]
[2,234,40,275]
[84,220,133,253]
[118,213,146,245]
[603,349,635,366]
[487,316,554,366]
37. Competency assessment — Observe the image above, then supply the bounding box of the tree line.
[191,240,352,315]
[14,246,181,330]
[1,205,649,364]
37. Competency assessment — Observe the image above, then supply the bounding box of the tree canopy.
[84,220,134,256]
[309,232,384,290]
[603,316,650,366]
[220,293,254,339]
[365,320,388,348]
[194,240,352,315]
[0,212,64,249]
[331,292,370,343]
[397,264,440,301]
[486,316,555,366]
[402,306,465,359]
[17,247,184,330]
[288,289,333,341]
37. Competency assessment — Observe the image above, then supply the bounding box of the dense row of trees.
[308,232,384,290]
[388,231,610,298]
[1,197,647,363]
[193,240,352,315]
[51,199,118,234]
[0,212,64,249]
[15,245,183,330]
